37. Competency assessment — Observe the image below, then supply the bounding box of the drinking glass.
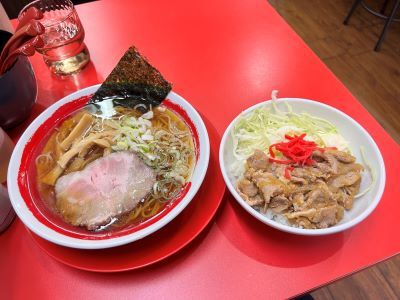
[18,0,90,75]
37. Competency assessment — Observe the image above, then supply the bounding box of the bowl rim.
[8,84,210,249]
[219,97,386,236]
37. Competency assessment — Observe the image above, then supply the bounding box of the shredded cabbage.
[230,91,375,199]
[355,146,376,198]
[231,92,349,176]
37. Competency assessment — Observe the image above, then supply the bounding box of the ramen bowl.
[8,85,210,249]
[219,98,386,236]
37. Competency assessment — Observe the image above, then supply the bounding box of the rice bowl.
[219,97,385,235]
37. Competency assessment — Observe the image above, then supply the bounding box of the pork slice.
[247,149,269,170]
[328,171,361,192]
[305,184,332,208]
[315,162,332,174]
[290,176,307,185]
[339,178,361,209]
[309,164,333,180]
[291,167,316,181]
[238,190,264,207]
[269,195,290,213]
[325,149,355,163]
[246,194,264,207]
[312,205,343,229]
[337,163,364,175]
[250,170,274,183]
[293,217,315,229]
[259,184,279,211]
[312,150,339,174]
[55,151,156,230]
[324,152,339,174]
[237,179,258,197]
[290,184,315,195]
[286,208,317,220]
[334,190,352,210]
[255,177,285,211]
[312,150,325,162]
[244,167,255,180]
[270,163,286,178]
[344,179,361,197]
[291,193,305,211]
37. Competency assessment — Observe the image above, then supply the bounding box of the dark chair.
[344,0,400,51]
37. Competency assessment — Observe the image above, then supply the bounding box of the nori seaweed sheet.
[89,46,172,111]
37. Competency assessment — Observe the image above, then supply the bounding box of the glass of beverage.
[18,0,90,75]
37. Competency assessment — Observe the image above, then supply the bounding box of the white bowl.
[8,85,210,249]
[219,98,386,235]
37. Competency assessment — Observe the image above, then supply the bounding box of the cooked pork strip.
[292,168,316,181]
[269,195,290,213]
[337,163,363,174]
[55,151,156,230]
[323,152,339,174]
[247,149,269,170]
[306,188,329,207]
[247,195,265,206]
[311,205,342,229]
[237,179,258,197]
[286,209,317,219]
[328,171,361,191]
[325,149,355,163]
[237,148,363,229]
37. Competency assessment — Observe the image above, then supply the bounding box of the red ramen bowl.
[7,85,210,249]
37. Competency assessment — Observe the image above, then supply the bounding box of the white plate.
[8,85,210,249]
[219,98,386,235]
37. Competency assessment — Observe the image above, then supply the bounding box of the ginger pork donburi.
[232,93,372,229]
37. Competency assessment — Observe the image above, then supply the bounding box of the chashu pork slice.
[55,151,156,230]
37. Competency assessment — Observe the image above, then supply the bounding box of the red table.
[1,0,399,298]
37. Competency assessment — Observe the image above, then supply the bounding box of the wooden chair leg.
[344,0,363,25]
[380,0,391,14]
[375,0,400,51]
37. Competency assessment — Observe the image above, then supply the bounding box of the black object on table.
[0,30,37,129]
[344,0,400,51]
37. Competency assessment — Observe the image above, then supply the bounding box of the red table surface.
[1,0,399,298]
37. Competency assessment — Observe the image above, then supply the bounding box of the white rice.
[251,203,303,228]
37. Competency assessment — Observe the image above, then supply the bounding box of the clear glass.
[18,0,90,75]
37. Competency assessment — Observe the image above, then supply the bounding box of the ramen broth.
[35,102,196,231]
